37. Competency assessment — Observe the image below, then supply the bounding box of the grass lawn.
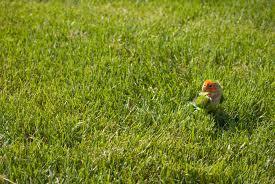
[0,0,274,183]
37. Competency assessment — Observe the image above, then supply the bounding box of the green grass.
[0,0,274,183]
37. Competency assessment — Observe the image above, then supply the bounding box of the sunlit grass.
[0,0,274,183]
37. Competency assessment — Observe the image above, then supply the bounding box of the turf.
[0,0,274,183]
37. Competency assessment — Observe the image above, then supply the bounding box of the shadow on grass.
[210,103,266,133]
[209,109,239,130]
